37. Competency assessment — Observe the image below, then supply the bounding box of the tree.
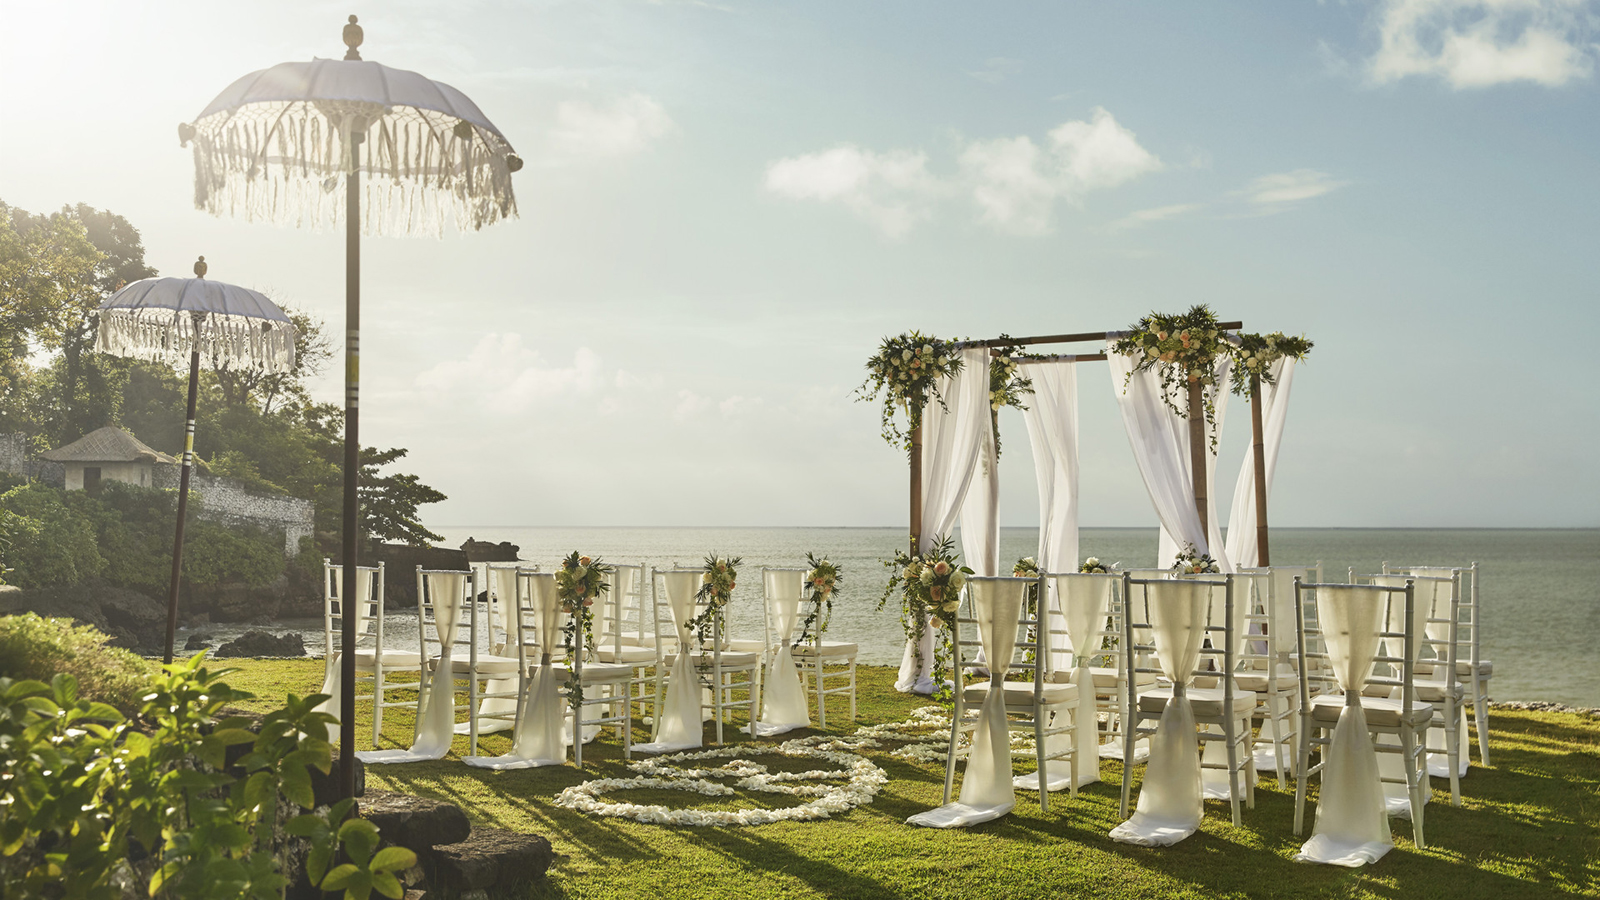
[210,307,333,415]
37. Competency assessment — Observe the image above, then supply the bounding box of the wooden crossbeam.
[956,322,1244,350]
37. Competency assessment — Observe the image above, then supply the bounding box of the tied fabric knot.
[1346,688,1361,708]
[1172,682,1187,700]
[990,672,1005,687]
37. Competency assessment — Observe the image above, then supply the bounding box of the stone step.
[361,789,472,851]
[425,828,554,895]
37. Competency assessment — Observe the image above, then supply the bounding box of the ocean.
[227,526,1600,708]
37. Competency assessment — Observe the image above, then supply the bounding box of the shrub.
[0,483,104,588]
[185,523,285,589]
[0,614,150,714]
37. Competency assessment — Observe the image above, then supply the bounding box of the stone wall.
[152,468,314,555]
[0,433,62,487]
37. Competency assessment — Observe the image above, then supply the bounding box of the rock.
[184,633,213,651]
[0,580,166,649]
[310,756,366,806]
[361,790,471,852]
[213,630,305,658]
[458,537,521,563]
[426,828,552,893]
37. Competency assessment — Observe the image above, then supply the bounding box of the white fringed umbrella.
[180,16,521,800]
[95,257,298,665]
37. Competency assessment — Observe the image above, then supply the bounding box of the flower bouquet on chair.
[556,552,611,719]
[797,553,842,646]
[1172,544,1220,575]
[689,555,741,651]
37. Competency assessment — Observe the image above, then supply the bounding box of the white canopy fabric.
[1019,360,1081,581]
[465,573,567,769]
[1295,586,1393,866]
[359,571,467,765]
[896,347,992,694]
[1107,349,1234,573]
[1223,358,1296,567]
[908,577,1026,828]
[95,276,297,374]
[186,58,519,236]
[751,569,812,736]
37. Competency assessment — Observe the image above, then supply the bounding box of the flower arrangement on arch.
[689,554,742,647]
[796,553,841,646]
[556,551,612,659]
[857,332,964,448]
[1079,557,1110,574]
[1172,544,1220,574]
[1229,331,1313,395]
[1110,305,1231,448]
[988,344,1033,460]
[879,535,972,698]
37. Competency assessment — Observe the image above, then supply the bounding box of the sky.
[2,0,1597,529]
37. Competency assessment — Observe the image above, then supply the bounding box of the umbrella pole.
[339,130,363,802]
[163,347,202,665]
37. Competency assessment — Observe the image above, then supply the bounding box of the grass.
[216,659,1599,899]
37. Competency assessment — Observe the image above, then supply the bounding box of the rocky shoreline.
[1489,700,1600,718]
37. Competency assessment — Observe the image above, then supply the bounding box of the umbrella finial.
[194,256,207,278]
[343,15,363,61]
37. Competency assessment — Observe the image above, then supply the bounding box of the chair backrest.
[1384,562,1479,670]
[416,566,480,661]
[1043,572,1119,671]
[1124,574,1238,695]
[1293,578,1419,715]
[599,563,649,653]
[323,560,385,657]
[762,567,808,648]
[953,575,1046,690]
[476,562,526,653]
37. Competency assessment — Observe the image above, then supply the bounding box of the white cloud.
[673,389,712,420]
[1369,0,1595,88]
[968,57,1024,84]
[960,108,1162,234]
[415,334,605,410]
[765,108,1160,236]
[763,146,939,237]
[718,395,763,417]
[1109,203,1203,232]
[1238,170,1346,212]
[550,93,675,157]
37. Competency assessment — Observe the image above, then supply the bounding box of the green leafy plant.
[0,613,151,714]
[288,800,416,900]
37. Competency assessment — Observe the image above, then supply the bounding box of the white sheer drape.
[465,573,566,769]
[1296,586,1393,866]
[635,571,704,753]
[1020,361,1081,577]
[908,577,1025,828]
[959,424,1000,578]
[1224,358,1295,567]
[898,347,992,693]
[460,565,520,735]
[316,565,375,726]
[752,569,810,736]
[1110,580,1207,846]
[1107,350,1233,572]
[359,571,466,764]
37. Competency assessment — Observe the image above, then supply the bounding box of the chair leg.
[1447,702,1462,806]
[1475,684,1492,765]
[848,659,858,721]
[622,680,634,760]
[372,669,385,749]
[816,658,827,730]
[1400,726,1425,850]
[1035,714,1050,814]
[942,709,961,805]
[1119,717,1135,819]
[1224,731,1241,826]
[1293,723,1312,836]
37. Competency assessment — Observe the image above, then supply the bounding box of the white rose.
[902,566,916,581]
[949,570,967,589]
[902,348,912,362]
[1085,557,1099,568]
[941,600,959,613]
[918,568,935,585]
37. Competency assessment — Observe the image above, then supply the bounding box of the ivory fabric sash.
[316,565,375,727]
[1295,585,1392,866]
[359,571,467,765]
[908,578,1025,828]
[1060,574,1112,788]
[465,573,567,769]
[751,569,810,737]
[635,571,704,754]
[458,564,521,735]
[1110,580,1207,846]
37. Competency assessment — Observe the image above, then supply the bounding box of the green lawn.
[218,659,1599,899]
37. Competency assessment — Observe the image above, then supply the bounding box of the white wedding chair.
[416,566,522,757]
[553,606,635,769]
[638,569,761,750]
[1385,561,1489,766]
[1234,564,1321,786]
[910,574,1075,828]
[463,567,566,771]
[1045,572,1126,787]
[1113,575,1255,845]
[592,563,662,731]
[319,561,424,748]
[747,568,812,736]
[1293,578,1430,863]
[1365,571,1463,807]
[458,562,530,737]
[791,589,858,730]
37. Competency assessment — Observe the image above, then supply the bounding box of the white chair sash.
[359,571,467,764]
[317,565,375,726]
[1295,585,1393,866]
[1060,574,1112,787]
[751,569,810,736]
[635,571,704,753]
[1110,579,1207,846]
[908,577,1025,828]
[463,565,522,735]
[465,572,567,769]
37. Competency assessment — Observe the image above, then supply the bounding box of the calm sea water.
[232,527,1599,707]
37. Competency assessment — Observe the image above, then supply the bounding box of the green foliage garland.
[987,342,1033,460]
[1229,331,1313,395]
[689,554,741,649]
[556,551,612,711]
[857,332,964,449]
[1110,305,1230,448]
[796,552,841,646]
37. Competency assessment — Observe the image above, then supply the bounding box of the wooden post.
[909,419,923,555]
[163,343,202,665]
[1250,372,1271,566]
[1187,379,1208,543]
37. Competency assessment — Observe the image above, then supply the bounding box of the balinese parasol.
[94,256,298,665]
[179,15,522,799]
